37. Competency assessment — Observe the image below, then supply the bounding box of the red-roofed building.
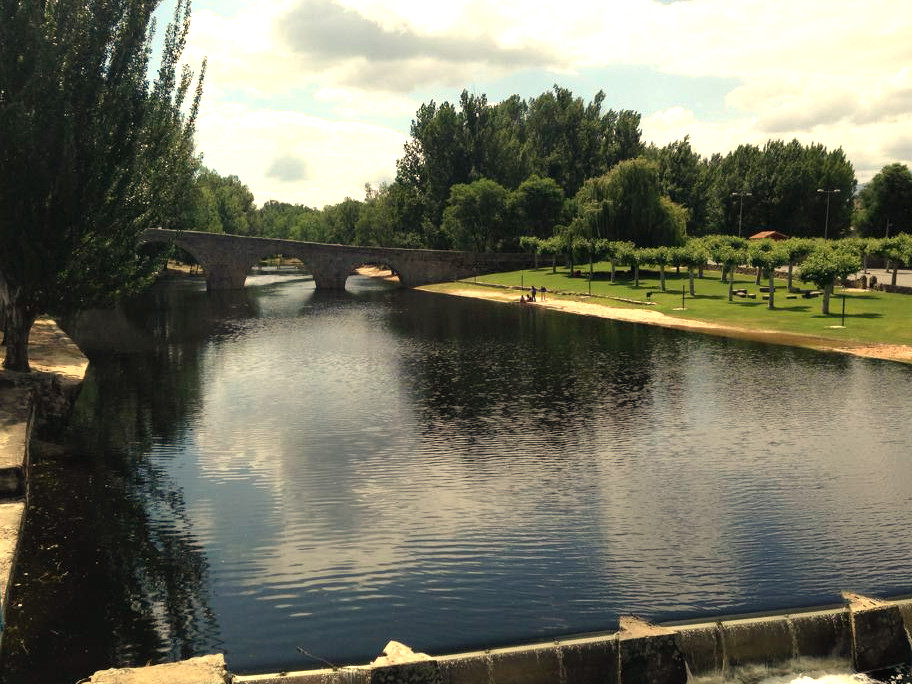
[748,230,788,241]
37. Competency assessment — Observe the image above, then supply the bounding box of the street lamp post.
[731,191,752,237]
[817,188,841,240]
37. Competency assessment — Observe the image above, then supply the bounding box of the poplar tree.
[0,0,205,371]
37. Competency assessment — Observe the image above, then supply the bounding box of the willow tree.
[0,0,205,371]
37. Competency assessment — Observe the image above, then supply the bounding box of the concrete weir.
[222,595,912,684]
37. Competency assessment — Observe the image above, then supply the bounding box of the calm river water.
[4,274,912,681]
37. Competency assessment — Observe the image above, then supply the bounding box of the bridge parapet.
[140,229,536,291]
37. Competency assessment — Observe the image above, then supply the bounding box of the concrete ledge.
[0,379,33,497]
[89,654,229,684]
[233,667,369,683]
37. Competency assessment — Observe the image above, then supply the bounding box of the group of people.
[519,285,546,304]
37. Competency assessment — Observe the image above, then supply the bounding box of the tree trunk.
[728,275,734,302]
[720,264,727,282]
[659,264,666,291]
[2,302,37,372]
[767,270,775,309]
[634,264,639,287]
[892,266,899,287]
[755,267,761,285]
[787,262,794,291]
[863,254,868,274]
[689,268,696,296]
[551,255,556,274]
[698,265,704,278]
[610,261,616,283]
[533,252,538,269]
[822,283,832,315]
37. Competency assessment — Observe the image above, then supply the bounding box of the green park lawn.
[446,262,912,348]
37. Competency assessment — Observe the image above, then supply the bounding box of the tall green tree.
[508,174,566,239]
[855,163,912,238]
[708,140,855,237]
[0,0,205,370]
[189,167,257,235]
[441,178,509,252]
[651,137,713,236]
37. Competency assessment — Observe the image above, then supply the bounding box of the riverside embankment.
[0,320,87,663]
[0,318,89,641]
[420,281,912,364]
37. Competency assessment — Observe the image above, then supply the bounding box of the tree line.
[181,85,902,252]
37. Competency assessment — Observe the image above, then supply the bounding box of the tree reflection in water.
[0,281,242,684]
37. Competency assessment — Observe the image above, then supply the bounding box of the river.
[2,273,912,682]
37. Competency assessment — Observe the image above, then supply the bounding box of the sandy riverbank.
[420,284,912,365]
[356,266,401,282]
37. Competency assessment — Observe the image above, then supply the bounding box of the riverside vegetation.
[425,250,912,355]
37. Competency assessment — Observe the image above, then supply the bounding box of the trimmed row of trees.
[518,234,912,315]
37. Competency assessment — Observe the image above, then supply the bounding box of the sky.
[160,0,912,209]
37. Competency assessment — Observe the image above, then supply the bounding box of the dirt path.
[424,285,912,365]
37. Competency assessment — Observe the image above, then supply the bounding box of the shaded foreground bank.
[420,281,912,364]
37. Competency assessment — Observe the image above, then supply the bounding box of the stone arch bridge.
[141,229,537,290]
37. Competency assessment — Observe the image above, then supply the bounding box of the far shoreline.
[417,281,912,366]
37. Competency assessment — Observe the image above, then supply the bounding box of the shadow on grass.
[769,304,813,313]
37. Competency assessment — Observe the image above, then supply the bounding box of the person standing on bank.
[530,285,537,302]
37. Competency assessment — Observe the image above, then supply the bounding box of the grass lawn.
[452,262,912,348]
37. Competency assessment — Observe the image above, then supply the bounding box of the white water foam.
[688,658,895,684]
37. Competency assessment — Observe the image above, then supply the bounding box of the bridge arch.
[140,229,536,291]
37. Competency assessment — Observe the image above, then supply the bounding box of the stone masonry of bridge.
[141,229,538,291]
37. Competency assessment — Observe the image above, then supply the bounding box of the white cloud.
[313,87,418,119]
[180,0,912,205]
[195,103,407,206]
